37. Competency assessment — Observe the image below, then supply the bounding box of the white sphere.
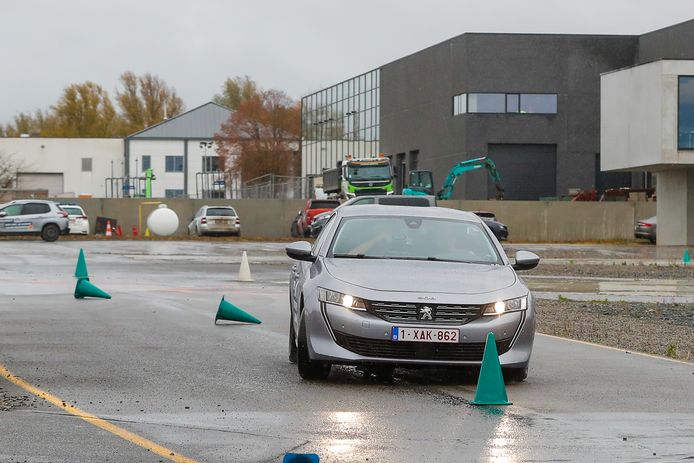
[147,204,179,236]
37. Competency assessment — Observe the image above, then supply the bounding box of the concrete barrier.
[55,198,656,241]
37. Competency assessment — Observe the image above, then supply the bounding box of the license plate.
[214,220,230,224]
[391,326,459,343]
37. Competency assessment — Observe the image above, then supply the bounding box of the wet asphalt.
[0,241,693,462]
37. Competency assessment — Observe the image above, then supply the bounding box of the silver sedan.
[286,205,539,381]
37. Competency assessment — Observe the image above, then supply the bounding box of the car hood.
[323,258,516,294]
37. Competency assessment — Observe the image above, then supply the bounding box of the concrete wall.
[58,198,655,241]
[0,138,123,197]
[601,60,694,171]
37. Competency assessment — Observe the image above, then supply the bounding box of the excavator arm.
[437,157,504,200]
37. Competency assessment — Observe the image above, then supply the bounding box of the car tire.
[297,317,331,380]
[502,366,528,383]
[288,314,298,364]
[649,237,656,244]
[41,224,61,242]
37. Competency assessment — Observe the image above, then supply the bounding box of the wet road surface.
[1,241,693,462]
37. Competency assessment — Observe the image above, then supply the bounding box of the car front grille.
[368,301,483,325]
[333,331,513,361]
[355,189,387,196]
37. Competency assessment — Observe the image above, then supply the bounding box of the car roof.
[336,204,482,222]
[3,199,55,205]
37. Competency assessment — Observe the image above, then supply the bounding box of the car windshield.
[330,216,501,264]
[347,164,391,181]
[206,208,236,217]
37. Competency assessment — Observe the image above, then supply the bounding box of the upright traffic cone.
[683,249,691,265]
[238,251,253,282]
[74,278,111,299]
[214,296,261,324]
[74,248,89,280]
[105,220,113,238]
[471,332,511,406]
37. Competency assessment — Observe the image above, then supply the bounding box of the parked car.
[290,210,304,238]
[634,216,657,244]
[296,199,340,237]
[309,195,437,237]
[59,204,90,235]
[188,206,241,236]
[473,211,508,241]
[0,200,69,242]
[286,205,539,381]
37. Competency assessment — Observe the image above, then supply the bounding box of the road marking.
[0,363,200,463]
[537,333,693,365]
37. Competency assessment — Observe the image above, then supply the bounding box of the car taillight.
[235,218,240,224]
[639,222,652,228]
[59,211,68,218]
[79,215,88,220]
[201,217,207,224]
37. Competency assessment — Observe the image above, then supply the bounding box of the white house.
[125,102,237,199]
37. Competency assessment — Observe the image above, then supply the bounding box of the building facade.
[0,137,123,198]
[0,102,236,199]
[302,19,694,200]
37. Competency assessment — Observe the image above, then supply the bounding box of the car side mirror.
[286,241,316,262]
[512,251,540,271]
[0,211,6,217]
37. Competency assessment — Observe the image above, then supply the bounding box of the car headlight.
[318,288,366,311]
[483,296,527,316]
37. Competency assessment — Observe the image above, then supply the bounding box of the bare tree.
[0,151,19,189]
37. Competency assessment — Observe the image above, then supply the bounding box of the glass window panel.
[506,94,519,113]
[520,94,557,114]
[679,76,694,149]
[467,93,505,113]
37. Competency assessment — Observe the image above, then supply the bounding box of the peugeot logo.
[419,306,433,320]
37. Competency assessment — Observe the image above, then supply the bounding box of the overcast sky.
[1,0,692,124]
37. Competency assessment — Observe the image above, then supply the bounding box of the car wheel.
[502,366,528,383]
[297,317,331,380]
[649,237,656,244]
[288,313,298,364]
[41,224,60,242]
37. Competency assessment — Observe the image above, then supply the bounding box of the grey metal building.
[301,19,694,200]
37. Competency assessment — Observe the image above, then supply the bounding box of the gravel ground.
[533,263,694,279]
[0,385,33,412]
[536,299,694,362]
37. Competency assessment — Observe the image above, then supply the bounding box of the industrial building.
[0,102,234,199]
[301,19,694,203]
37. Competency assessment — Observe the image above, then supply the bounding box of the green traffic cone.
[74,248,89,280]
[471,332,511,406]
[215,297,261,325]
[74,278,111,299]
[683,249,691,265]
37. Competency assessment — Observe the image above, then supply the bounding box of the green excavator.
[402,156,504,200]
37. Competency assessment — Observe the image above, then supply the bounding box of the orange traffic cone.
[106,220,113,238]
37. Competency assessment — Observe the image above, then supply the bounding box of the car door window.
[21,203,50,215]
[1,205,24,216]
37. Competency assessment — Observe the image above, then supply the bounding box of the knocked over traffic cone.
[74,278,111,299]
[238,251,253,282]
[283,454,319,463]
[683,249,691,265]
[74,248,89,280]
[214,296,261,324]
[471,332,511,406]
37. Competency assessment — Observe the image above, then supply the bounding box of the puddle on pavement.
[524,277,694,302]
